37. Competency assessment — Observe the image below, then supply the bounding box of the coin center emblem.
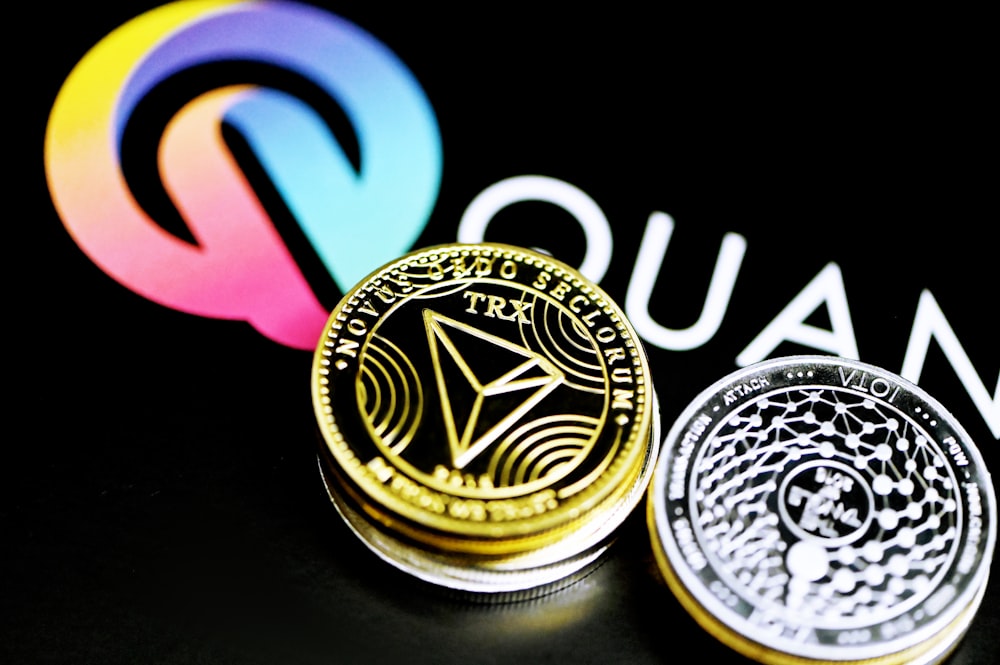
[424,309,566,469]
[777,459,874,546]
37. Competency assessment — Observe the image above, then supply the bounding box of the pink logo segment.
[45,1,442,349]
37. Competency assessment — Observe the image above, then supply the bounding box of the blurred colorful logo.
[45,0,442,349]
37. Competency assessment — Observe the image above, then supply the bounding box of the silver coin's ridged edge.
[648,354,997,662]
[649,497,992,665]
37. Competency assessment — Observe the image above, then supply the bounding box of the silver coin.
[648,355,996,663]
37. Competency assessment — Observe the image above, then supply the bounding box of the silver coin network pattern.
[649,355,995,664]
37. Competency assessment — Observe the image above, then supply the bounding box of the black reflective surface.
[10,3,997,663]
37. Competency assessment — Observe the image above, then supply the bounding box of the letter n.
[901,290,999,439]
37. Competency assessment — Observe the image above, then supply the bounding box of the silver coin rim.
[649,354,997,661]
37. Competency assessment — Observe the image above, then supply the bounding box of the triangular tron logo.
[423,309,565,469]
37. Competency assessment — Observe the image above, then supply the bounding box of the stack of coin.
[312,243,659,599]
[647,355,996,664]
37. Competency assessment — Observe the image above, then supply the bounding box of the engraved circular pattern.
[361,279,608,499]
[313,243,656,554]
[777,459,875,547]
[694,385,960,625]
[649,355,996,663]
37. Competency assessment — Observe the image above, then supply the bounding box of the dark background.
[9,2,996,663]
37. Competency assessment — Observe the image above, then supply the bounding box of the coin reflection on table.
[647,355,996,664]
[312,242,659,600]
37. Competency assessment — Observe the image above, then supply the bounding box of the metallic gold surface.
[319,457,611,599]
[312,243,658,593]
[647,355,996,663]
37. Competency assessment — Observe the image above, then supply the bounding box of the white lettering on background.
[459,175,999,440]
[736,262,860,365]
[902,290,1000,438]
[625,211,747,350]
[457,175,612,283]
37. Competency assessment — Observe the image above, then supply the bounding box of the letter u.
[625,212,747,350]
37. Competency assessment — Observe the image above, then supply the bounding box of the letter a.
[736,262,859,366]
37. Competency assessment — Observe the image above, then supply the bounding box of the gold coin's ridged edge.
[645,491,987,665]
[319,454,615,600]
[314,410,655,554]
[311,242,658,551]
[317,410,658,557]
[314,387,661,597]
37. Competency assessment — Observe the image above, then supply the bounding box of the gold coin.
[319,456,614,598]
[312,243,658,591]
